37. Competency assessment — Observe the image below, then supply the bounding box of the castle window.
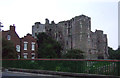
[35,33,37,36]
[88,34,90,38]
[16,45,20,52]
[66,41,68,45]
[80,22,82,28]
[84,18,86,21]
[80,35,82,41]
[55,33,57,38]
[24,42,28,50]
[31,42,35,51]
[65,23,67,26]
[7,35,11,40]
[37,25,39,28]
[68,21,70,26]
[68,28,71,36]
[88,26,90,30]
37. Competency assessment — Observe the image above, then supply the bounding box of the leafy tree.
[2,39,17,59]
[108,47,120,60]
[63,49,84,59]
[115,47,120,60]
[108,47,116,59]
[37,33,62,58]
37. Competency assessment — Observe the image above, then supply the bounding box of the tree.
[108,47,120,60]
[115,47,120,60]
[2,39,17,59]
[37,33,62,58]
[108,47,116,59]
[63,49,84,59]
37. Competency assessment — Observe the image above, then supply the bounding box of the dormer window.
[7,35,11,40]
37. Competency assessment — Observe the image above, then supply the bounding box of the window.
[37,25,39,28]
[31,42,35,51]
[18,55,20,59]
[23,53,28,59]
[24,42,28,50]
[24,55,27,59]
[31,53,35,59]
[7,35,11,40]
[66,41,68,45]
[88,26,89,30]
[35,33,37,36]
[16,45,20,52]
[68,28,71,36]
[88,34,90,38]
[80,21,82,28]
[80,35,82,41]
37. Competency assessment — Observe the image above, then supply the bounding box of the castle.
[32,15,109,59]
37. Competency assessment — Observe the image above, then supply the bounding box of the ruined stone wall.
[32,22,45,38]
[32,15,108,59]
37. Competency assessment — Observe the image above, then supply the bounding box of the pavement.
[1,68,120,78]
[2,71,77,78]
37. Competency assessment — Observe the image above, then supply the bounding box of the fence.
[2,59,120,76]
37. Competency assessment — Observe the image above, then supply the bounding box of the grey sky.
[0,0,118,50]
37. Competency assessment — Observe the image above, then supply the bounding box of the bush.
[63,49,84,59]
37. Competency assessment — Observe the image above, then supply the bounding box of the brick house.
[2,25,21,58]
[2,25,38,59]
[20,34,38,59]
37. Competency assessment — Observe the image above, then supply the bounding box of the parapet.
[35,22,41,25]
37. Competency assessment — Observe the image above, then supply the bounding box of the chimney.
[10,24,15,31]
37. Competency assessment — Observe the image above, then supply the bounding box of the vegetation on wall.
[63,49,84,59]
[37,32,62,58]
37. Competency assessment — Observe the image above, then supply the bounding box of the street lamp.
[0,22,4,31]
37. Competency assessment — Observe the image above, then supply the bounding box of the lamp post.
[0,22,3,31]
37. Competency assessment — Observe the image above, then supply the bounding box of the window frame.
[16,45,20,52]
[7,35,11,40]
[24,42,28,50]
[31,42,35,51]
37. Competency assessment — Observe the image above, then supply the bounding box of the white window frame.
[23,53,28,59]
[7,35,11,40]
[24,42,28,50]
[16,45,20,52]
[31,42,35,51]
[24,55,27,59]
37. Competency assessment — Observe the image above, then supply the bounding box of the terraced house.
[2,25,37,59]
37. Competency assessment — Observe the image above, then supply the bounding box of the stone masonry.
[32,15,109,59]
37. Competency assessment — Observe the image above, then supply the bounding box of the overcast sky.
[0,0,118,50]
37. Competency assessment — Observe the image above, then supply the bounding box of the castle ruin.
[32,15,109,59]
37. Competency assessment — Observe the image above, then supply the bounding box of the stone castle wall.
[32,15,109,59]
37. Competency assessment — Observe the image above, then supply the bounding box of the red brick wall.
[2,25,38,59]
[20,34,38,59]
[2,25,21,56]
